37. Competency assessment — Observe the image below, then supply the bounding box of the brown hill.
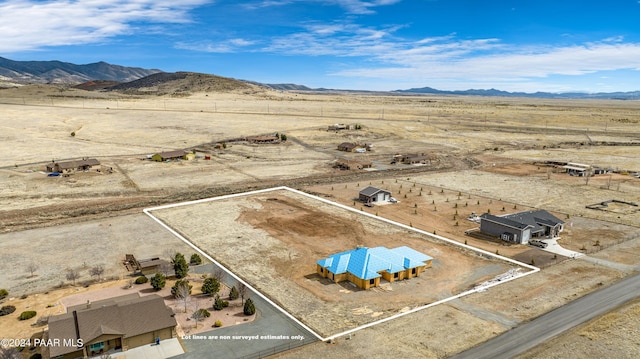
[73,80,120,91]
[106,72,264,95]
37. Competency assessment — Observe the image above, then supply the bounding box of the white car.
[389,197,398,203]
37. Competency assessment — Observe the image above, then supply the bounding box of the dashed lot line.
[144,186,539,342]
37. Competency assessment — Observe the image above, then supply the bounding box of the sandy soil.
[1,87,640,357]
[150,189,521,337]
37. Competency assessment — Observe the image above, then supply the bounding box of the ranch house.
[46,293,177,359]
[151,150,188,162]
[46,158,101,173]
[317,246,433,290]
[479,209,565,244]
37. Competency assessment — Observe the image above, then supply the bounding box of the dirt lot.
[1,86,640,357]
[150,189,523,337]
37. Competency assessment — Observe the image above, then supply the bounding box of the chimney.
[86,300,91,309]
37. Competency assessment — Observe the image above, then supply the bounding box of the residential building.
[151,150,188,162]
[359,186,391,204]
[46,294,177,359]
[46,159,101,173]
[317,246,433,289]
[479,209,565,244]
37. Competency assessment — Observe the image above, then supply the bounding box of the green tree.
[229,286,239,300]
[213,295,229,311]
[173,253,189,279]
[171,279,192,297]
[243,298,256,315]
[150,272,166,291]
[201,277,220,297]
[280,133,287,141]
[190,253,202,265]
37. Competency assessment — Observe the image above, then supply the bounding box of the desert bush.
[0,305,16,316]
[134,276,148,284]
[19,310,37,321]
[229,286,239,300]
[190,253,202,265]
[214,320,223,327]
[0,288,8,300]
[30,354,43,359]
[193,308,211,318]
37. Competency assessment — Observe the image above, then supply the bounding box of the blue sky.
[1,0,640,92]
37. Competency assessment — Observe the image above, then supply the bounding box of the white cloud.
[257,22,640,90]
[243,0,400,14]
[0,0,210,52]
[175,38,255,53]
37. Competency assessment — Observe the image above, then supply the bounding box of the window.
[370,279,375,285]
[412,268,416,275]
[90,342,105,351]
[394,272,399,279]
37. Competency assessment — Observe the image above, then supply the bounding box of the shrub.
[30,354,43,359]
[190,253,202,265]
[213,295,229,311]
[150,272,166,291]
[0,288,8,300]
[171,279,192,297]
[244,298,256,315]
[214,320,223,327]
[193,308,211,319]
[0,305,16,316]
[201,277,220,297]
[229,286,239,300]
[135,276,148,284]
[19,310,37,321]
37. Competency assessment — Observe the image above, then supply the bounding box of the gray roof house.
[480,209,565,244]
[359,186,391,204]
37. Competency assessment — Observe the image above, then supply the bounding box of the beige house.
[45,294,176,359]
[317,246,433,290]
[46,159,101,173]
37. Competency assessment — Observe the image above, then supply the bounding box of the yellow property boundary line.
[144,186,539,342]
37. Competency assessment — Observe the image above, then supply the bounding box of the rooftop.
[317,246,432,280]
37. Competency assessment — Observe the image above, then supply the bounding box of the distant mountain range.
[0,57,161,84]
[1,57,638,99]
[394,86,640,100]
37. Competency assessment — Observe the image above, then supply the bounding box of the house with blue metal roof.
[316,246,433,289]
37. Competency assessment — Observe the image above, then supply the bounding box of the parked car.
[47,172,61,177]
[529,240,548,248]
[389,197,398,203]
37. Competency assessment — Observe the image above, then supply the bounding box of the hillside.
[0,57,160,84]
[105,72,263,95]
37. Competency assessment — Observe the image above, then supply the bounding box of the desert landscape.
[1,77,640,358]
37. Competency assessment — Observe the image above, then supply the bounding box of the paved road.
[451,273,640,359]
[176,264,318,359]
